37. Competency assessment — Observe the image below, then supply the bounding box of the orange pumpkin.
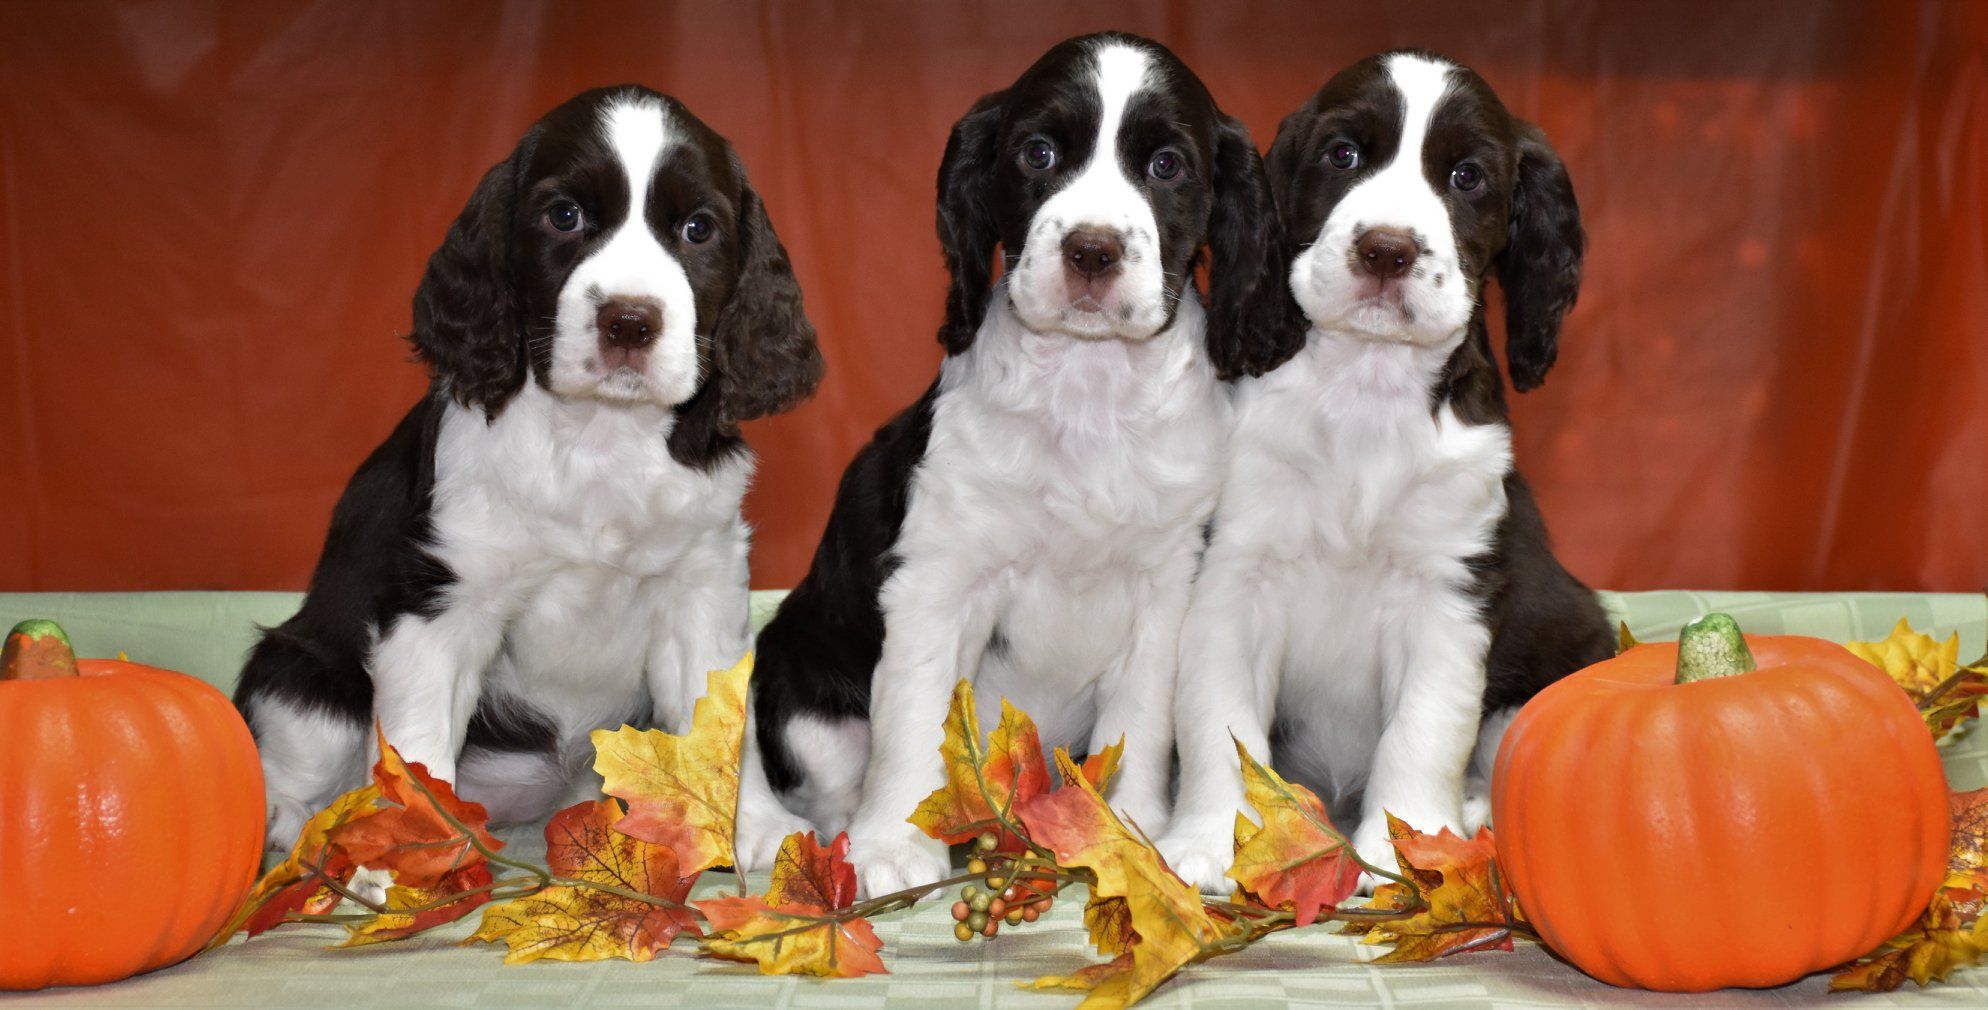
[1492,614,1950,992]
[0,620,265,990]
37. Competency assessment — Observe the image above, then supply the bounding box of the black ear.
[1205,114,1307,380]
[934,91,1006,355]
[710,172,823,425]
[1496,121,1583,392]
[410,154,526,416]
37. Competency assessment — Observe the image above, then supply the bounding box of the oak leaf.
[1020,750,1225,1009]
[339,862,493,947]
[1225,741,1363,926]
[594,655,751,875]
[469,800,699,964]
[910,680,1052,852]
[1359,813,1513,962]
[328,731,503,889]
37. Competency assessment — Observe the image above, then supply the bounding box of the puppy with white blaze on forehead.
[233,86,822,870]
[752,32,1303,897]
[1156,51,1614,893]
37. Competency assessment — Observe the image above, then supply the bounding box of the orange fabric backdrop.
[2,0,1983,593]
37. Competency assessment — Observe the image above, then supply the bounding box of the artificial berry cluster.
[949,832,1056,941]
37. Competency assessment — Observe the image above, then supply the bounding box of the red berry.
[1022,904,1040,922]
[981,919,999,938]
[951,900,970,922]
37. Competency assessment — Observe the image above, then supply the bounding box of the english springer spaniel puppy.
[1157,51,1614,892]
[752,32,1301,896]
[234,86,822,869]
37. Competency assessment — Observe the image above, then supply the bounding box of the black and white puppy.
[753,32,1300,896]
[1158,51,1613,891]
[234,86,822,869]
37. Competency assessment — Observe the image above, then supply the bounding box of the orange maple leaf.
[910,680,1053,851]
[220,783,383,943]
[768,831,858,911]
[1226,741,1363,926]
[469,799,699,964]
[1019,750,1225,1008]
[593,655,751,875]
[1357,813,1512,962]
[328,731,503,890]
[338,862,494,947]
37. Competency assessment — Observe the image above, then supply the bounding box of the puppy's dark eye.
[1325,142,1360,171]
[1021,138,1057,173]
[680,212,716,245]
[1450,162,1483,192]
[546,201,584,233]
[1147,149,1183,182]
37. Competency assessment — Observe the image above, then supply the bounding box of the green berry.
[967,910,988,932]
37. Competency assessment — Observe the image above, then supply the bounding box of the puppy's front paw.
[1156,821,1236,896]
[734,802,813,873]
[846,828,950,900]
[1350,817,1405,896]
[347,866,393,907]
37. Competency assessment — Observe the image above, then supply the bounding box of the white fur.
[821,288,1228,897]
[546,96,703,408]
[1288,54,1475,346]
[248,696,370,848]
[1006,42,1171,341]
[1159,52,1514,894]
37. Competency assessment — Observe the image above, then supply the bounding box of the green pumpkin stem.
[1675,613,1755,684]
[1,619,79,681]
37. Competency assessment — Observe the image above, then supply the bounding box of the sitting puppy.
[1158,51,1614,891]
[234,86,822,868]
[752,32,1300,896]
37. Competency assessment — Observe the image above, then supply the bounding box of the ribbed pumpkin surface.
[1491,636,1949,991]
[0,661,264,990]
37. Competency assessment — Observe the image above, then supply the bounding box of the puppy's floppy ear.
[1496,121,1583,392]
[711,167,823,425]
[935,90,1007,355]
[410,153,527,416]
[1205,113,1307,380]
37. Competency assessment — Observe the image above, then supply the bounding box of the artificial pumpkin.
[1491,614,1950,992]
[0,620,265,990]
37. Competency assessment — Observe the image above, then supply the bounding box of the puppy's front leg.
[1156,554,1286,894]
[845,566,1001,899]
[1353,596,1491,876]
[1089,550,1198,840]
[370,602,510,786]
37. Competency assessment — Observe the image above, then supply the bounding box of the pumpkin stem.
[2,619,80,681]
[1675,613,1755,684]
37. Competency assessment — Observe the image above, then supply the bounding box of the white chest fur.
[421,385,752,745]
[895,292,1228,748]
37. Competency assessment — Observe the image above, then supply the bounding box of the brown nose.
[1062,229,1125,279]
[1355,228,1419,279]
[596,299,661,349]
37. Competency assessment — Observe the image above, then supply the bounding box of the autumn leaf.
[469,800,699,964]
[910,680,1052,852]
[1616,622,1640,654]
[1358,813,1512,962]
[594,655,751,875]
[1831,892,1988,991]
[768,831,858,911]
[1023,952,1135,993]
[329,731,503,889]
[224,783,383,942]
[1066,736,1125,794]
[1849,618,1961,695]
[339,863,494,947]
[698,895,887,978]
[1225,741,1363,926]
[1083,895,1134,956]
[1019,750,1226,1009]
[1945,788,1988,912]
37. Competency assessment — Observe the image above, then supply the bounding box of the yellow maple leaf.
[593,654,751,875]
[909,680,1053,851]
[1831,892,1988,991]
[698,895,887,978]
[1848,618,1959,696]
[1019,750,1227,1009]
[468,800,699,964]
[1226,742,1363,926]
